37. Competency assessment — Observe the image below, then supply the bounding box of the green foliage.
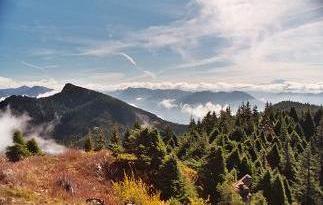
[199,147,227,204]
[266,143,282,169]
[13,130,25,145]
[117,103,323,205]
[6,132,42,162]
[157,156,187,202]
[6,144,30,162]
[110,125,121,146]
[302,110,315,141]
[84,136,92,152]
[26,138,42,155]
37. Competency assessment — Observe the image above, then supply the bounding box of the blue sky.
[0,0,323,92]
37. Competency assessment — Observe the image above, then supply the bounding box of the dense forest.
[76,102,322,204]
[3,102,323,204]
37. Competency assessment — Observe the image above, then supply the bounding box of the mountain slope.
[272,101,322,113]
[110,88,261,124]
[0,86,52,98]
[0,84,185,143]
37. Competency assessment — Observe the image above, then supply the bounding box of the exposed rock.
[86,198,105,205]
[234,174,252,202]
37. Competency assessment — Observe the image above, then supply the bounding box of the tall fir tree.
[199,147,227,204]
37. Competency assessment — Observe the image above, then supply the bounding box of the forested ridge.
[99,102,323,204]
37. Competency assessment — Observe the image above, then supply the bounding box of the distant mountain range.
[109,88,261,124]
[0,86,52,99]
[250,91,323,106]
[0,84,185,144]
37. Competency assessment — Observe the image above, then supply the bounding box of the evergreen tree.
[84,136,93,152]
[302,110,315,141]
[271,174,289,205]
[157,156,187,201]
[267,143,282,169]
[26,138,42,155]
[257,170,274,204]
[93,127,105,151]
[13,130,25,145]
[6,144,30,162]
[297,144,322,205]
[282,142,298,182]
[226,148,241,171]
[313,109,323,127]
[289,107,299,123]
[110,125,121,146]
[199,147,227,204]
[238,156,254,178]
[135,128,167,172]
[163,126,178,148]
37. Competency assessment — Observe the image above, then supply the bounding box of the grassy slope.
[0,150,117,205]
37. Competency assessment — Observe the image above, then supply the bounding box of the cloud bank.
[181,102,228,119]
[159,99,178,109]
[0,108,65,154]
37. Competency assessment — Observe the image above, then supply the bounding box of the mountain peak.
[61,83,88,93]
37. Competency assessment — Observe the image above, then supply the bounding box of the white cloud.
[159,99,178,109]
[0,108,30,152]
[97,81,323,93]
[0,107,65,154]
[181,102,228,119]
[37,90,59,98]
[78,0,323,83]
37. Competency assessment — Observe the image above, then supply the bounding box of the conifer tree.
[267,143,282,169]
[302,110,315,141]
[313,109,323,127]
[199,147,227,204]
[84,136,93,152]
[93,127,105,151]
[157,156,187,201]
[6,144,30,162]
[227,148,241,171]
[289,107,299,123]
[110,125,121,146]
[238,156,254,178]
[13,130,25,145]
[297,143,322,205]
[135,128,167,172]
[26,138,42,155]
[271,174,288,205]
[257,170,273,204]
[6,131,30,162]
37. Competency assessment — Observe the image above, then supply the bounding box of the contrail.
[21,61,57,71]
[118,52,137,66]
[118,52,155,79]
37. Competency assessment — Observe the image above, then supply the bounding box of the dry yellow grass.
[113,174,166,205]
[0,150,117,205]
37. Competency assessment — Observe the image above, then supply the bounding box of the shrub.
[5,144,30,162]
[13,131,25,145]
[113,174,165,205]
[26,138,42,155]
[84,136,93,152]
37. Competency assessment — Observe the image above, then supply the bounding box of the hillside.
[110,88,261,124]
[0,150,117,204]
[272,101,322,113]
[0,84,186,144]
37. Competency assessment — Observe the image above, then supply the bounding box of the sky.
[0,0,323,93]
